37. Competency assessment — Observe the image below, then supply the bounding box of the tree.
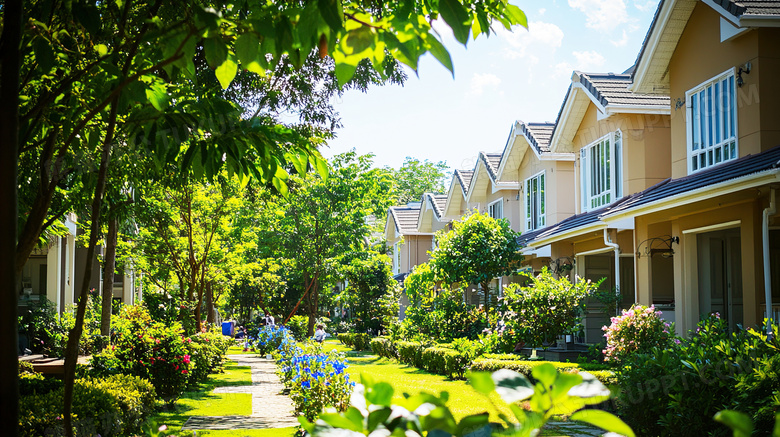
[390,157,449,204]
[257,152,395,335]
[336,251,397,333]
[430,211,523,309]
[2,1,528,434]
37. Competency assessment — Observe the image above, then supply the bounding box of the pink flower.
[183,354,191,364]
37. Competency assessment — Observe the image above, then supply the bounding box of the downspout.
[763,188,776,339]
[604,228,620,316]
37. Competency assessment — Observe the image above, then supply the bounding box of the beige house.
[600,0,780,336]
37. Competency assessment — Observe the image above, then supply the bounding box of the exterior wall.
[571,105,671,213]
[632,188,775,337]
[668,3,780,178]
[400,235,433,274]
[516,153,576,233]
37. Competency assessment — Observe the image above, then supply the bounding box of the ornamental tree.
[430,211,522,309]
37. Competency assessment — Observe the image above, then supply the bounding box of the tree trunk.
[206,281,214,324]
[306,274,318,336]
[101,217,118,336]
[62,102,117,437]
[0,1,23,434]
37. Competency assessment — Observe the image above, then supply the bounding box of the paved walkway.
[182,354,299,431]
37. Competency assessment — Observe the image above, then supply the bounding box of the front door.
[697,228,743,331]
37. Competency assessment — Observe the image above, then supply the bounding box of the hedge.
[370,337,396,359]
[337,333,371,350]
[420,347,471,379]
[470,358,616,386]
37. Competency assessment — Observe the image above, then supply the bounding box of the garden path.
[181,354,299,431]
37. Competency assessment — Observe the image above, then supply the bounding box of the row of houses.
[385,0,780,343]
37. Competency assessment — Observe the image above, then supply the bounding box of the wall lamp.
[737,62,751,87]
[636,235,679,259]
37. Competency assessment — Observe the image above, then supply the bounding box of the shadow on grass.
[199,364,252,390]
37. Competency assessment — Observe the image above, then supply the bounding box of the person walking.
[264,311,275,327]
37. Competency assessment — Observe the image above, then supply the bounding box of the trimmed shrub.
[187,329,231,385]
[370,337,396,359]
[470,358,616,386]
[420,347,471,379]
[337,333,371,350]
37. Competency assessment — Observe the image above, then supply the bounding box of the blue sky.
[322,0,659,172]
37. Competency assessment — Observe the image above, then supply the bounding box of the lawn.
[323,340,513,423]
[146,360,297,437]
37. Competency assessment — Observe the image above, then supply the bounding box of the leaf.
[366,382,394,406]
[774,414,780,437]
[235,33,259,67]
[33,37,55,72]
[94,44,109,56]
[492,369,534,404]
[215,54,238,89]
[334,59,358,86]
[344,27,373,54]
[468,372,494,396]
[571,410,635,437]
[314,155,330,180]
[75,3,101,36]
[319,412,363,432]
[568,371,610,398]
[204,37,228,69]
[531,363,557,389]
[714,410,754,437]
[368,407,392,432]
[425,35,453,76]
[455,413,489,436]
[505,4,528,29]
[145,82,170,111]
[317,0,344,31]
[438,0,471,45]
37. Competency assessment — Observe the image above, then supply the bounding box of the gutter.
[603,228,620,316]
[763,188,777,339]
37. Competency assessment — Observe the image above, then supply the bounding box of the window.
[580,131,622,211]
[525,172,545,231]
[488,199,503,220]
[687,70,737,173]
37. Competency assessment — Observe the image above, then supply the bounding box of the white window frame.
[488,198,504,220]
[392,242,400,275]
[686,68,738,174]
[580,131,622,212]
[525,171,546,232]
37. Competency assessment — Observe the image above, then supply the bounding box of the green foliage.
[420,347,472,379]
[430,211,522,308]
[500,268,598,349]
[302,364,633,437]
[89,306,192,404]
[402,287,491,342]
[17,298,67,356]
[57,291,106,356]
[19,374,156,437]
[370,337,396,359]
[336,251,397,333]
[602,304,678,365]
[19,372,63,397]
[389,157,449,204]
[187,329,231,385]
[616,315,780,436]
[338,333,371,350]
[470,359,617,386]
[287,316,310,341]
[404,262,437,303]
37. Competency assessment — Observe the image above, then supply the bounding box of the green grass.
[146,361,297,437]
[322,339,512,422]
[227,345,260,355]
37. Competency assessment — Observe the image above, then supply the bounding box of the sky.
[321,0,660,173]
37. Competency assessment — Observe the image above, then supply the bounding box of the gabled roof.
[388,206,421,235]
[454,169,474,193]
[630,0,780,95]
[550,70,670,153]
[497,121,573,181]
[466,152,521,203]
[605,144,780,218]
[424,193,448,219]
[520,144,780,248]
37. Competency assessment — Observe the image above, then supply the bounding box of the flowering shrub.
[90,306,192,404]
[254,325,296,355]
[187,328,232,386]
[602,304,678,364]
[282,349,353,421]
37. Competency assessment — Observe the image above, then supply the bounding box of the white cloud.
[538,8,547,16]
[634,0,656,12]
[568,0,629,32]
[553,50,606,78]
[497,21,564,59]
[469,73,502,96]
[612,29,629,47]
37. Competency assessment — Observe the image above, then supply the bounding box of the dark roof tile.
[455,169,474,193]
[576,72,670,107]
[389,206,421,234]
